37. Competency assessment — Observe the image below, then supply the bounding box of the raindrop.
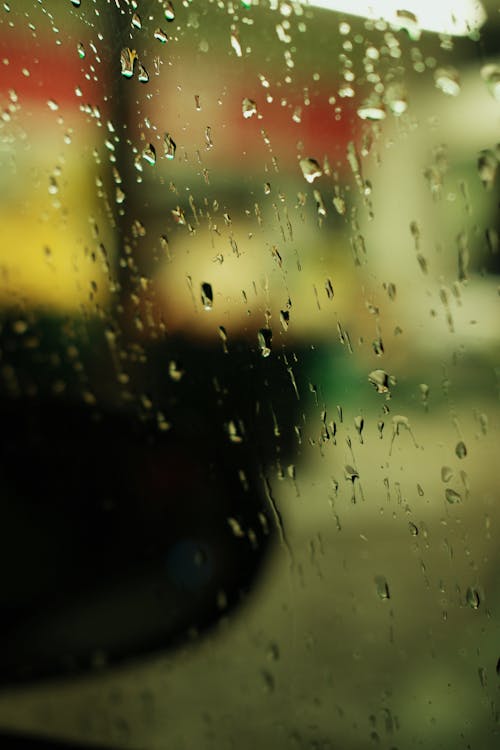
[227,420,243,444]
[480,64,500,101]
[434,66,461,96]
[258,328,272,357]
[242,97,257,119]
[164,133,176,159]
[368,369,395,395]
[374,575,390,600]
[120,47,136,78]
[455,441,467,459]
[479,413,488,434]
[409,522,419,536]
[164,1,175,21]
[354,415,364,443]
[169,361,184,381]
[385,82,408,115]
[344,465,359,481]
[264,182,271,195]
[154,28,168,43]
[70,0,81,6]
[299,157,322,183]
[445,488,461,504]
[77,42,85,59]
[230,31,242,57]
[466,586,480,610]
[357,99,386,120]
[137,63,149,83]
[143,144,156,165]
[201,282,213,310]
[441,466,453,483]
[131,12,142,29]
[477,150,498,190]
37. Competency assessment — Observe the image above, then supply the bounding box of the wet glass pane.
[0,1,499,748]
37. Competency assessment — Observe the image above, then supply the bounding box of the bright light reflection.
[305,0,487,37]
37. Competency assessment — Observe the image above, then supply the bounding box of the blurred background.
[0,0,500,747]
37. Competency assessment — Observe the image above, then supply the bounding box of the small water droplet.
[242,97,257,118]
[374,575,390,600]
[478,667,488,688]
[164,132,176,159]
[131,12,142,30]
[479,413,488,434]
[77,42,85,59]
[434,66,461,96]
[299,157,322,183]
[120,47,136,78]
[466,586,480,610]
[445,488,461,504]
[409,521,419,536]
[70,0,81,6]
[344,465,359,481]
[201,282,213,310]
[455,441,467,459]
[385,82,408,115]
[258,328,272,357]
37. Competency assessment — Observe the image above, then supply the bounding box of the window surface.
[0,1,499,748]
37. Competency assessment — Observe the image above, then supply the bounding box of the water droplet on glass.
[445,488,461,504]
[242,97,257,118]
[357,99,386,120]
[374,575,390,600]
[477,149,498,190]
[131,12,142,30]
[385,82,408,115]
[434,67,461,96]
[344,465,359,481]
[455,441,467,459]
[164,1,175,21]
[137,62,149,83]
[70,0,81,6]
[154,28,169,43]
[466,586,480,610]
[409,521,419,536]
[77,42,85,59]
[201,282,213,310]
[120,47,136,78]
[143,144,156,165]
[481,64,500,101]
[354,415,364,443]
[169,361,184,382]
[299,157,322,183]
[441,466,454,483]
[164,132,176,159]
[227,420,243,444]
[368,369,396,395]
[230,31,242,57]
[258,328,272,357]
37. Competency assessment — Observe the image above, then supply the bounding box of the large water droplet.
[120,47,136,78]
[481,64,500,101]
[374,575,390,600]
[477,150,498,190]
[434,67,461,96]
[299,157,322,183]
[455,441,467,459]
[143,144,156,165]
[201,282,213,310]
[164,1,175,21]
[445,488,461,504]
[466,586,480,610]
[164,133,176,159]
[258,328,272,357]
[242,97,257,119]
